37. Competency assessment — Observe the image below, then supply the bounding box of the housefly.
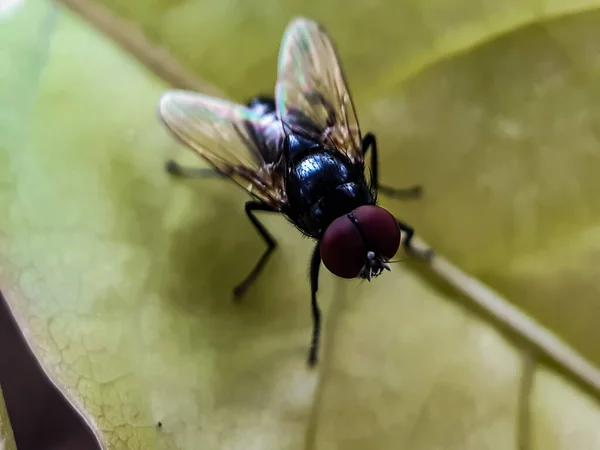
[158,17,434,366]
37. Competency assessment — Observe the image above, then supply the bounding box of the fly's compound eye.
[351,205,401,259]
[319,205,401,279]
[320,215,366,279]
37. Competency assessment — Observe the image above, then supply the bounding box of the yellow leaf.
[0,385,16,450]
[3,1,322,448]
[4,0,600,449]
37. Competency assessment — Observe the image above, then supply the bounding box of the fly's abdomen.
[245,96,284,164]
[247,96,276,116]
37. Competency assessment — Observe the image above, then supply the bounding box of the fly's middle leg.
[165,160,224,179]
[361,133,422,200]
[233,201,278,299]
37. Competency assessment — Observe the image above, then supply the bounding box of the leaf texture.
[2,0,600,449]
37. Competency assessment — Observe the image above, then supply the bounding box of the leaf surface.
[3,0,600,449]
[0,385,16,450]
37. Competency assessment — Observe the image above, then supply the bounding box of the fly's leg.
[233,201,278,299]
[397,220,434,261]
[165,160,224,179]
[165,162,277,297]
[308,244,322,367]
[378,184,422,199]
[362,133,422,199]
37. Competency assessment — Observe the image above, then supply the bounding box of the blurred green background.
[3,0,600,448]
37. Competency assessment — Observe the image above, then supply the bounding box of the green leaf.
[0,385,16,450]
[0,1,54,448]
[2,2,323,448]
[77,0,600,101]
[4,0,600,449]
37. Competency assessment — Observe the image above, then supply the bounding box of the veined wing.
[158,90,287,208]
[275,17,363,164]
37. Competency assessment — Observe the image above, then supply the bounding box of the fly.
[158,17,434,366]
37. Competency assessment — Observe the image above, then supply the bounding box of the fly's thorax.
[283,133,322,163]
[282,138,373,237]
[310,182,373,234]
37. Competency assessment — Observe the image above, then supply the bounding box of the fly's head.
[319,205,401,281]
[359,250,391,281]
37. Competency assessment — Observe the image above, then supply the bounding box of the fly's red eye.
[320,215,365,279]
[352,205,401,259]
[319,205,401,279]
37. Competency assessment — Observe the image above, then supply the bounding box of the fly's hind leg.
[362,133,423,200]
[233,201,278,299]
[165,160,224,179]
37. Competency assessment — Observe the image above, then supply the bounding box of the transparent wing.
[158,90,287,208]
[275,17,363,163]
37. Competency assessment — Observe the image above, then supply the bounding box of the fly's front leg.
[396,220,434,261]
[233,201,278,299]
[307,244,322,367]
[165,160,224,179]
[362,133,422,199]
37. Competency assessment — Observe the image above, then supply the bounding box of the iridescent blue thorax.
[282,133,374,237]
